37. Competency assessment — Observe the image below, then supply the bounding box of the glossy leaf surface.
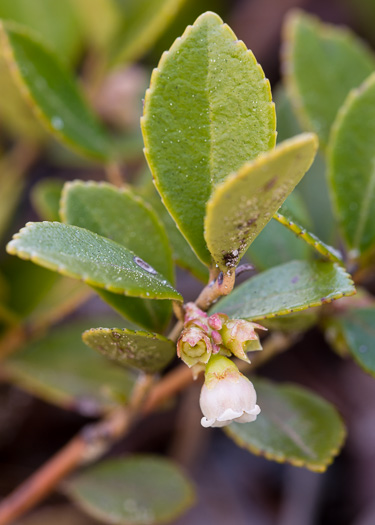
[205,134,318,272]
[211,260,355,320]
[61,181,175,330]
[328,73,375,258]
[64,456,195,525]
[83,327,175,373]
[3,319,136,415]
[142,11,276,264]
[283,10,375,147]
[225,378,346,472]
[6,222,182,301]
[0,23,111,160]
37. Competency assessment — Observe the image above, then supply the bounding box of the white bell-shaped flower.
[199,355,260,428]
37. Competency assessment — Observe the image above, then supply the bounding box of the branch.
[195,270,235,311]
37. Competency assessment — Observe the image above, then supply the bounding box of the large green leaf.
[110,0,187,67]
[3,319,137,414]
[210,260,355,320]
[329,308,375,377]
[138,175,208,282]
[283,10,375,147]
[0,0,82,65]
[61,181,174,330]
[328,73,375,258]
[205,134,318,272]
[141,11,276,265]
[225,378,346,472]
[0,23,111,160]
[83,327,175,373]
[6,222,182,301]
[64,456,195,525]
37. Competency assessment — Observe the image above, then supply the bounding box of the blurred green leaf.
[0,0,82,65]
[328,72,375,259]
[205,134,318,272]
[83,327,175,373]
[329,308,375,377]
[73,0,122,51]
[210,260,355,320]
[142,11,276,265]
[225,378,346,472]
[3,319,137,414]
[0,153,26,242]
[283,10,375,147]
[31,178,64,221]
[64,456,195,524]
[110,0,187,67]
[0,23,111,160]
[138,176,208,282]
[262,310,318,333]
[275,86,336,244]
[61,181,175,330]
[6,222,182,301]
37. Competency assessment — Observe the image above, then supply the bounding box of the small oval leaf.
[83,327,175,373]
[6,222,182,301]
[225,378,346,472]
[3,318,137,415]
[0,23,111,160]
[328,73,375,258]
[141,11,276,264]
[205,133,318,272]
[64,456,195,525]
[61,181,175,330]
[210,260,355,320]
[283,10,375,147]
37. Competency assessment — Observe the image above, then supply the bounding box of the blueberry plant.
[0,4,375,525]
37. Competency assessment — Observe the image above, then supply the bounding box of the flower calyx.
[220,319,267,363]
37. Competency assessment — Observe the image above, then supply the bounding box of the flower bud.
[177,326,212,368]
[220,319,266,362]
[200,355,260,428]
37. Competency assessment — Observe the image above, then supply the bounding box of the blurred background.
[1,0,375,524]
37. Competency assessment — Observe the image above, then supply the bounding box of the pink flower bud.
[199,355,260,428]
[177,326,212,368]
[220,319,266,362]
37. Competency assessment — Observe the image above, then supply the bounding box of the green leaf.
[328,73,375,258]
[31,178,64,221]
[210,260,355,320]
[262,310,318,333]
[273,212,343,264]
[283,10,375,147]
[0,0,82,65]
[0,151,27,242]
[0,23,111,160]
[329,308,375,377]
[3,319,137,414]
[110,0,187,67]
[83,327,175,373]
[6,222,182,301]
[225,378,346,472]
[138,175,209,282]
[205,134,318,272]
[141,11,276,265]
[64,456,195,525]
[73,0,122,51]
[275,87,336,245]
[61,181,175,330]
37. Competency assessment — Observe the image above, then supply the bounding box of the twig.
[195,271,235,311]
[105,162,124,187]
[235,263,255,278]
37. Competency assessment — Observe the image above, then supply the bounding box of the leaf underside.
[204,133,318,272]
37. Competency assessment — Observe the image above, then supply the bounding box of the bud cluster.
[176,303,266,428]
[177,302,265,370]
